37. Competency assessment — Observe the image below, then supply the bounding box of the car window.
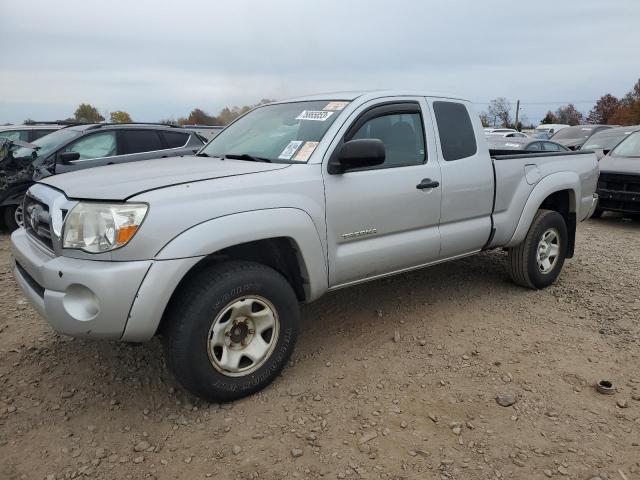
[527,142,542,151]
[64,131,117,160]
[543,142,562,151]
[30,129,56,141]
[433,101,477,161]
[161,131,190,148]
[121,130,164,154]
[0,130,28,141]
[351,112,426,167]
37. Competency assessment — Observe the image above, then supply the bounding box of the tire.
[507,209,568,289]
[590,208,604,219]
[162,260,299,402]
[3,205,22,232]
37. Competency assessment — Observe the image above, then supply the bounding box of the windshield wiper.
[195,152,210,157]
[223,153,272,163]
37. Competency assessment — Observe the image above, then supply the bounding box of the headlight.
[62,202,148,253]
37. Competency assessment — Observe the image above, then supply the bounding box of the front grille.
[23,195,54,251]
[597,172,640,214]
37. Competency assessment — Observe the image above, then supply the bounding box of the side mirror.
[58,151,80,164]
[329,139,385,174]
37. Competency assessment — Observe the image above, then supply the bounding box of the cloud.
[1,0,638,123]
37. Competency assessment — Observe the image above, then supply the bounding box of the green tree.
[110,110,133,123]
[74,103,104,123]
[609,78,640,126]
[540,111,557,124]
[554,104,583,126]
[587,94,620,124]
[479,112,490,127]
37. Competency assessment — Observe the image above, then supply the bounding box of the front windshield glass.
[611,131,640,158]
[552,126,595,140]
[583,130,635,151]
[199,100,349,163]
[12,128,81,159]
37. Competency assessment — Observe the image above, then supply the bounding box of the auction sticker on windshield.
[296,110,334,121]
[292,141,319,162]
[278,140,303,160]
[323,101,349,111]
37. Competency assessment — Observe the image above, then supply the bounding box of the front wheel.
[507,209,568,289]
[163,261,299,402]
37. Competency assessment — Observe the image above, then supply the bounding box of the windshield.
[552,126,596,140]
[611,131,640,158]
[12,128,82,159]
[199,100,348,163]
[583,130,636,151]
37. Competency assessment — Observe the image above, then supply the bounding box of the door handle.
[416,178,440,190]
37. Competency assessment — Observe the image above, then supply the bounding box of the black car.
[550,125,614,150]
[1,123,204,231]
[593,130,640,219]
[487,136,570,155]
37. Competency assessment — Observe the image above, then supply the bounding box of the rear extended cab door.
[426,98,494,257]
[322,96,443,287]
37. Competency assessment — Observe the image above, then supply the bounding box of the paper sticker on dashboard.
[296,110,334,121]
[323,101,349,111]
[292,141,319,162]
[278,140,303,160]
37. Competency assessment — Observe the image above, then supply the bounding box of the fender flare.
[505,172,579,248]
[155,207,328,301]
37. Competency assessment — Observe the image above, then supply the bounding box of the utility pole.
[514,99,520,131]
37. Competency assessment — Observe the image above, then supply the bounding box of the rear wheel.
[507,209,568,289]
[163,261,299,402]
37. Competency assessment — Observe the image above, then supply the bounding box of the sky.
[1,0,639,125]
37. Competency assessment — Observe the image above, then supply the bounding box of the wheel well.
[175,237,308,302]
[539,189,576,258]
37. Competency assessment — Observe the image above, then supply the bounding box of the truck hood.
[39,156,290,200]
[599,155,640,175]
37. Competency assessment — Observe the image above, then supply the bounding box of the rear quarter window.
[433,101,477,161]
[161,131,190,148]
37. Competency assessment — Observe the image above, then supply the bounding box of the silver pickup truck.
[10,91,599,401]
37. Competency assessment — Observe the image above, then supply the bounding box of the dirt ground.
[1,215,639,480]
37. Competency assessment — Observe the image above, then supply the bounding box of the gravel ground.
[1,215,639,480]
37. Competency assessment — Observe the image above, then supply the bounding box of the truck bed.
[488,150,599,249]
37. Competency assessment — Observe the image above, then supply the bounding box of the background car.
[1,123,204,231]
[487,136,569,154]
[0,124,65,142]
[550,124,613,150]
[593,130,640,219]
[487,131,529,138]
[484,128,517,135]
[182,125,224,141]
[582,125,640,158]
[533,124,570,139]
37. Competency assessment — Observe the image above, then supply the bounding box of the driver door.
[323,98,442,287]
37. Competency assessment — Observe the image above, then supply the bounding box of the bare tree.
[488,98,512,127]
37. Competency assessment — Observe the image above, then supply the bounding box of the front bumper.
[10,228,202,341]
[586,193,599,219]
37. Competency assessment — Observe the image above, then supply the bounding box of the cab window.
[350,112,426,167]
